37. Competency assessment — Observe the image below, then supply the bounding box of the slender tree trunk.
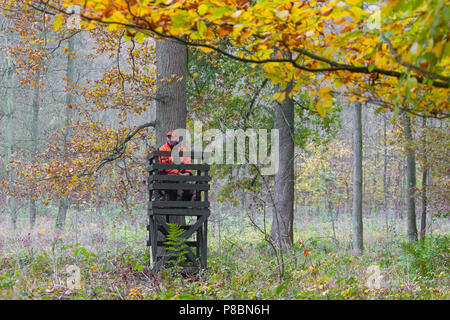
[402,111,418,243]
[56,35,76,229]
[329,201,337,245]
[217,204,221,256]
[5,49,17,229]
[56,198,69,229]
[30,70,41,229]
[395,161,402,222]
[420,169,427,240]
[428,169,433,234]
[270,80,294,252]
[96,204,104,230]
[372,127,378,218]
[383,114,389,244]
[420,117,427,240]
[345,182,350,215]
[74,205,79,244]
[352,102,363,255]
[29,200,37,228]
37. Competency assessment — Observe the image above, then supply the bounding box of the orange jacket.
[158,142,192,175]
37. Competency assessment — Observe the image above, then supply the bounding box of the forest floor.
[0,207,449,300]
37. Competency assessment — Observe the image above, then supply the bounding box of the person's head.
[166,131,179,147]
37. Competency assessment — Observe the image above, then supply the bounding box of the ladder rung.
[149,163,209,172]
[149,175,210,182]
[149,208,210,216]
[149,183,210,190]
[149,201,209,208]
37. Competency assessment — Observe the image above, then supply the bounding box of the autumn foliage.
[1,1,158,212]
[41,0,449,117]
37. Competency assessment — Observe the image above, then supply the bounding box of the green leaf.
[197,20,207,37]
[211,7,230,20]
[173,293,200,300]
[275,280,288,295]
[348,6,369,19]
[134,32,146,44]
[172,12,190,29]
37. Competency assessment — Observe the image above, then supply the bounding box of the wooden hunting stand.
[147,150,210,273]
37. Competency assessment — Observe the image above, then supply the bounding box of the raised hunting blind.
[147,150,211,273]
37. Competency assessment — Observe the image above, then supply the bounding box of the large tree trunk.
[152,38,188,264]
[155,38,187,147]
[402,111,418,243]
[352,101,363,255]
[154,38,188,227]
[56,35,76,229]
[270,80,294,252]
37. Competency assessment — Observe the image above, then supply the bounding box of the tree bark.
[329,201,337,245]
[30,70,40,229]
[5,45,17,229]
[155,38,188,147]
[345,182,350,215]
[153,38,188,261]
[154,38,188,226]
[56,35,76,229]
[352,101,363,255]
[270,80,294,252]
[383,114,389,243]
[420,117,427,240]
[402,111,418,243]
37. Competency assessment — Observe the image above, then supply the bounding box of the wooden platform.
[147,150,210,273]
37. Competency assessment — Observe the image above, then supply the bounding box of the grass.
[0,205,448,300]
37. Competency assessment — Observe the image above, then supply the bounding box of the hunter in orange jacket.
[158,131,192,175]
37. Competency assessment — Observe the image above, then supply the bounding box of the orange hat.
[166,131,177,137]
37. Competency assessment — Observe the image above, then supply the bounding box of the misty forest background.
[0,1,449,300]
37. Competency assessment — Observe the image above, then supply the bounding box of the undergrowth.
[0,208,448,300]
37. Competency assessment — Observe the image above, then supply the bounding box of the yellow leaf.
[348,6,369,20]
[198,4,208,16]
[347,0,363,5]
[272,92,282,102]
[277,92,287,103]
[107,23,119,31]
[53,15,65,31]
[317,86,332,99]
[315,101,327,118]
[433,40,445,58]
[134,32,146,44]
[199,47,214,53]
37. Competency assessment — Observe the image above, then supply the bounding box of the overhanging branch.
[96,121,156,171]
[32,1,450,90]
